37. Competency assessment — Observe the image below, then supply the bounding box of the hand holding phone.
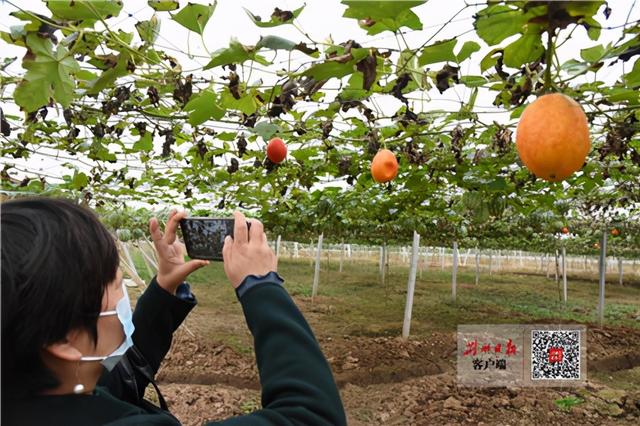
[149,210,209,294]
[180,217,250,261]
[222,211,277,288]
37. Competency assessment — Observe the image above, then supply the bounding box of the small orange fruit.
[516,93,590,182]
[561,226,569,234]
[611,228,619,236]
[266,137,287,163]
[371,149,398,183]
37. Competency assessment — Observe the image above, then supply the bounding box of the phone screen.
[179,218,235,261]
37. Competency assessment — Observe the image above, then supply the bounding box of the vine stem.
[544,28,555,93]
[396,4,470,76]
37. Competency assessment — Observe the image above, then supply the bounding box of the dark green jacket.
[4,276,346,425]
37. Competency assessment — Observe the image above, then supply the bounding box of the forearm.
[131,277,196,372]
[212,275,346,426]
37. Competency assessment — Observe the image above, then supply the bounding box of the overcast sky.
[1,0,638,205]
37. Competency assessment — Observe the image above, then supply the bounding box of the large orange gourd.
[516,93,591,182]
[371,149,398,183]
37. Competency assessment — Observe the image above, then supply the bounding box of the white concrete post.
[618,257,623,286]
[562,246,567,303]
[402,231,420,338]
[598,231,607,326]
[452,241,459,301]
[546,253,551,278]
[312,234,323,301]
[475,248,480,285]
[489,251,493,276]
[555,250,559,284]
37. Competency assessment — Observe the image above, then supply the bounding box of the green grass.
[554,396,585,412]
[125,254,640,342]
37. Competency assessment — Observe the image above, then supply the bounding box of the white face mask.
[80,283,135,371]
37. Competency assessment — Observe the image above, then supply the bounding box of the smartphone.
[180,217,249,261]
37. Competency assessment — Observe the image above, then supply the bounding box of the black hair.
[1,197,120,399]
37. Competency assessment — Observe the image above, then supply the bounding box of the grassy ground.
[128,253,640,353]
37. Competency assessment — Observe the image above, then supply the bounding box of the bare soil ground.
[129,258,640,425]
[156,319,640,425]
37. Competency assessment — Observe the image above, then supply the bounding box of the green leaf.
[87,51,131,95]
[605,87,639,104]
[474,5,526,45]
[146,49,162,64]
[1,28,26,47]
[183,90,225,126]
[397,49,425,89]
[605,36,640,60]
[456,41,481,62]
[561,59,591,76]
[203,39,270,69]
[9,11,42,32]
[91,143,117,162]
[7,11,47,48]
[342,0,425,20]
[14,34,80,112]
[133,132,153,152]
[583,17,601,41]
[256,35,297,51]
[136,14,160,44]
[480,49,501,72]
[487,177,509,192]
[76,69,97,81]
[580,44,604,62]
[418,38,457,66]
[244,4,305,27]
[624,58,640,88]
[340,73,369,101]
[503,28,544,68]
[172,2,216,35]
[252,121,281,140]
[303,61,355,80]
[342,0,425,35]
[105,30,134,51]
[462,191,483,210]
[566,1,604,17]
[72,171,89,189]
[474,203,490,224]
[510,104,526,119]
[220,91,258,115]
[26,179,45,192]
[46,0,123,20]
[362,12,422,35]
[148,0,179,12]
[459,75,487,88]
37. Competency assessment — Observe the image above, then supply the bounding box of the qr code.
[531,330,581,380]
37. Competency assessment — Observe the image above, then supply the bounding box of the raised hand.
[222,211,277,288]
[149,209,209,294]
